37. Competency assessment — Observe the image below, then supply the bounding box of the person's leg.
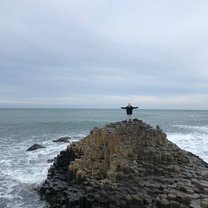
[127,114,132,121]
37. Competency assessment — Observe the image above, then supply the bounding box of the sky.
[0,1,208,109]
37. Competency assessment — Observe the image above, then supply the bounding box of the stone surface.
[26,144,46,151]
[52,136,71,143]
[39,119,208,208]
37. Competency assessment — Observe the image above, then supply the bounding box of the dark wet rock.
[26,144,46,151]
[52,136,71,143]
[39,119,208,208]
[47,159,54,163]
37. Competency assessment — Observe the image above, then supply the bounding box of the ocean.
[0,108,208,207]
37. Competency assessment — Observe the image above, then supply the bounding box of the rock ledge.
[40,119,208,208]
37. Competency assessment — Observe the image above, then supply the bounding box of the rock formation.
[39,119,208,208]
[52,136,71,143]
[26,143,46,151]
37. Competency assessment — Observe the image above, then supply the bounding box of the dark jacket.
[121,106,138,115]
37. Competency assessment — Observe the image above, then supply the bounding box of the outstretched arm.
[121,107,126,109]
[133,106,138,109]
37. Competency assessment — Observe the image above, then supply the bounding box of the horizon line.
[0,107,207,111]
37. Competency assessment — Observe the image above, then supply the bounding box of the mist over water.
[0,109,208,207]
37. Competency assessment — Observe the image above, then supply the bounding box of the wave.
[173,125,208,133]
[0,134,84,208]
[2,142,73,184]
[167,132,208,163]
[0,173,48,208]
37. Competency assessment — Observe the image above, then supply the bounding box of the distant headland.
[39,119,208,208]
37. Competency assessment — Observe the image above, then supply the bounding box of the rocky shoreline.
[39,119,208,208]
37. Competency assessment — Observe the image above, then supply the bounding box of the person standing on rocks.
[121,103,138,121]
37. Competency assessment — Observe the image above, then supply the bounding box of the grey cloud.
[0,0,208,108]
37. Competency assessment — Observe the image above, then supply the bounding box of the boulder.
[52,136,71,143]
[26,144,46,151]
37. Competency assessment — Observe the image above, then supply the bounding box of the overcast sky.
[0,1,208,109]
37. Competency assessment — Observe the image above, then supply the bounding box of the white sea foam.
[167,132,208,163]
[0,135,82,208]
[169,124,208,163]
[4,143,70,184]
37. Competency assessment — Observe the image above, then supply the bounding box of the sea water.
[0,108,208,207]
